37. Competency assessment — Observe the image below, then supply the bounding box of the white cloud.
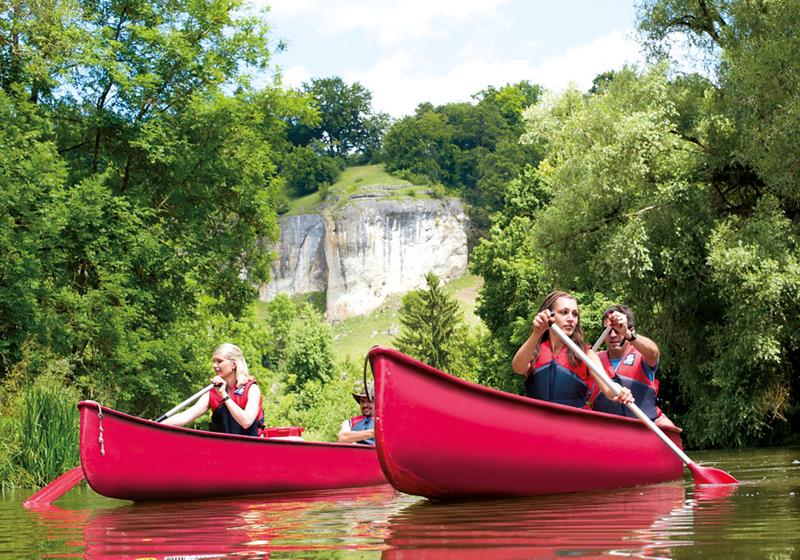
[280,64,311,88]
[530,29,643,91]
[249,2,642,118]
[353,30,643,118]
[254,0,512,46]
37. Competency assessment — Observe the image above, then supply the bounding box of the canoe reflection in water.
[26,481,740,559]
[31,485,399,559]
[383,483,690,559]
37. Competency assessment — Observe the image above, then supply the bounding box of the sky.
[250,0,645,119]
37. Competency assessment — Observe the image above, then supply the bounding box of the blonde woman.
[163,343,265,436]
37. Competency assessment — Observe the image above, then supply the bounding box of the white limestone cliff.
[259,213,326,300]
[260,197,469,321]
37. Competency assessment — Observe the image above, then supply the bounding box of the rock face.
[260,214,326,300]
[260,197,469,321]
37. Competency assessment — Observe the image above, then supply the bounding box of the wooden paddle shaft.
[154,383,215,422]
[549,323,695,467]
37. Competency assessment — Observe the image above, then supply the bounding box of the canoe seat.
[264,426,305,441]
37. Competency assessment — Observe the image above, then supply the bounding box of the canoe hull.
[368,347,685,499]
[78,401,386,501]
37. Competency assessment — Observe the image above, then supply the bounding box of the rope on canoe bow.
[85,400,105,456]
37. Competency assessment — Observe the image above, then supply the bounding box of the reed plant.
[14,375,80,487]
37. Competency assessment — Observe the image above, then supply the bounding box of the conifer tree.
[394,272,464,372]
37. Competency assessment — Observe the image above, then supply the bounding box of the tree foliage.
[0,0,293,418]
[256,295,358,442]
[289,76,389,161]
[473,1,800,446]
[259,295,337,395]
[393,272,476,377]
[382,81,544,239]
[281,145,343,196]
[637,0,800,444]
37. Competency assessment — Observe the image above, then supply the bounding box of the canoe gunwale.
[77,401,376,450]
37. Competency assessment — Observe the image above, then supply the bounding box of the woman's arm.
[512,311,550,373]
[222,383,262,429]
[160,393,211,427]
[512,335,540,374]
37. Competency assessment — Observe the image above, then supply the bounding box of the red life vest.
[350,415,375,444]
[524,340,592,408]
[209,379,265,437]
[591,349,659,420]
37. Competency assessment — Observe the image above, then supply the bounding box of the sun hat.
[352,381,374,403]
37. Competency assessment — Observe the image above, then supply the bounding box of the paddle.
[592,325,612,352]
[154,383,215,422]
[549,321,738,485]
[23,383,217,508]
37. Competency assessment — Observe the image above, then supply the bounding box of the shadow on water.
[6,446,799,559]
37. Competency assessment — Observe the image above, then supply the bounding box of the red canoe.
[78,401,387,501]
[368,347,685,499]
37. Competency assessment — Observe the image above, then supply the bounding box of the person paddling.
[591,305,677,428]
[338,382,375,445]
[162,343,265,436]
[512,291,634,408]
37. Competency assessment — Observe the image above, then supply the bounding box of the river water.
[1,446,797,559]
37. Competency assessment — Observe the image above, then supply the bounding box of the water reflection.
[383,483,688,559]
[21,483,744,559]
[29,485,403,559]
[13,447,800,559]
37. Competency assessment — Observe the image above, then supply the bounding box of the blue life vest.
[524,340,591,408]
[350,415,375,445]
[592,350,659,420]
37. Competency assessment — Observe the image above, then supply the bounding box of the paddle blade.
[688,462,739,485]
[23,466,85,508]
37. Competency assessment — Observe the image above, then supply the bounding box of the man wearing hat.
[337,381,375,445]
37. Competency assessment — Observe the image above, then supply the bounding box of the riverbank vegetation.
[1,0,799,487]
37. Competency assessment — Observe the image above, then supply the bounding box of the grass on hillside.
[285,164,431,215]
[285,189,323,216]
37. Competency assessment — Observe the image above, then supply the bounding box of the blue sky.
[251,0,644,118]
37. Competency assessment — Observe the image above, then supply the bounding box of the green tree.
[635,0,800,445]
[0,91,66,372]
[0,0,290,416]
[281,145,342,195]
[475,67,728,443]
[293,77,388,160]
[474,52,800,447]
[284,315,337,394]
[382,81,544,239]
[259,296,337,395]
[393,272,469,374]
[641,0,800,200]
[383,109,455,183]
